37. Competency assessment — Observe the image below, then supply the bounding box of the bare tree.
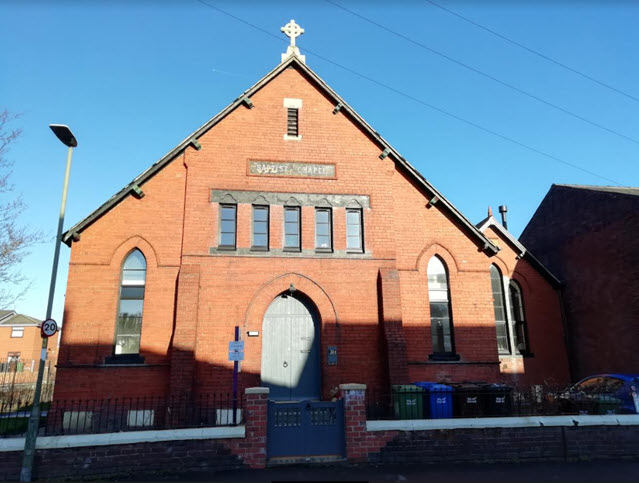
[0,110,41,308]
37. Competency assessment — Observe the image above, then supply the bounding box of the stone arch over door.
[261,293,321,400]
[242,273,338,400]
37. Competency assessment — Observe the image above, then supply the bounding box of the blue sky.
[2,1,638,323]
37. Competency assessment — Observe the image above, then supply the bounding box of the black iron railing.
[366,384,630,420]
[0,393,242,438]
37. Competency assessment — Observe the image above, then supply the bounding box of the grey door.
[261,294,321,400]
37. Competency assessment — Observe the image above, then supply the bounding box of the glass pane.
[430,300,452,354]
[316,235,331,249]
[490,266,502,292]
[122,269,146,285]
[253,234,267,247]
[495,322,509,353]
[346,210,360,225]
[253,207,268,222]
[119,299,143,317]
[221,206,236,221]
[285,234,299,248]
[221,219,235,234]
[253,220,268,235]
[514,323,527,352]
[347,224,360,236]
[120,286,145,300]
[123,250,146,270]
[347,235,361,250]
[285,208,299,222]
[115,335,141,355]
[316,223,329,237]
[430,302,449,319]
[220,232,235,246]
[427,273,447,290]
[429,287,448,302]
[316,210,329,223]
[285,222,299,236]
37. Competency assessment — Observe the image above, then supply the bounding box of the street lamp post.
[20,124,77,482]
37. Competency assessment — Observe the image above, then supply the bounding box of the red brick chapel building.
[53,22,569,403]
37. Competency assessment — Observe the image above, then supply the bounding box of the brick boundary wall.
[1,385,638,480]
[0,388,268,481]
[340,385,639,465]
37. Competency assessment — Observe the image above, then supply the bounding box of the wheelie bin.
[413,382,454,419]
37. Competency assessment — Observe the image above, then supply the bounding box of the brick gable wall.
[54,64,568,401]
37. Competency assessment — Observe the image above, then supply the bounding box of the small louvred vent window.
[287,108,299,136]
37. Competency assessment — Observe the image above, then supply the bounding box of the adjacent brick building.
[53,40,569,403]
[0,311,58,367]
[0,310,58,385]
[520,184,639,380]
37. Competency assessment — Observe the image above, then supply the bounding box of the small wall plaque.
[328,346,338,366]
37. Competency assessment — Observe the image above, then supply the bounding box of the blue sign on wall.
[327,346,337,366]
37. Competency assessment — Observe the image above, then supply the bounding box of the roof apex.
[62,55,497,254]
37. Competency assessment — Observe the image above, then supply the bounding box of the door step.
[267,455,347,466]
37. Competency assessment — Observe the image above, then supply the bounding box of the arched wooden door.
[261,294,321,400]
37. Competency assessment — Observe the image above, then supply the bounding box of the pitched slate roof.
[62,55,498,254]
[476,215,561,287]
[0,311,40,327]
[554,184,639,197]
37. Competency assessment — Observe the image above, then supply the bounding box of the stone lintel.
[245,387,270,395]
[339,383,367,391]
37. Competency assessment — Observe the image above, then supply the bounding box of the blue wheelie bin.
[413,382,454,419]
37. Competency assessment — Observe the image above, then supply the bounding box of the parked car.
[553,374,639,415]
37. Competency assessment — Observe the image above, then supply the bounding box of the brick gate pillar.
[339,383,367,462]
[169,264,201,399]
[242,387,269,468]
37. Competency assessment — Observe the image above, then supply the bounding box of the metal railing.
[366,384,630,421]
[0,393,243,438]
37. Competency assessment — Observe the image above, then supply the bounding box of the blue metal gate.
[267,399,345,459]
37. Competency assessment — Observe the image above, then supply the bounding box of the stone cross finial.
[280,19,306,64]
[282,19,304,47]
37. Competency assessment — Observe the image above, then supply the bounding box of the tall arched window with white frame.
[427,256,457,359]
[508,280,529,354]
[490,264,511,354]
[114,249,146,357]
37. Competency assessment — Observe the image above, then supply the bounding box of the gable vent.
[287,108,299,136]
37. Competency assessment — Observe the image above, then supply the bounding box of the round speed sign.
[41,319,58,338]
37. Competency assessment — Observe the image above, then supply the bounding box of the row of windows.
[112,250,528,361]
[219,204,364,253]
[427,257,529,359]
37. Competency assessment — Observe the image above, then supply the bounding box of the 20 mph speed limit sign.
[41,319,58,338]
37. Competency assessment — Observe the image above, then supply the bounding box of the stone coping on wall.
[0,425,245,452]
[366,414,639,432]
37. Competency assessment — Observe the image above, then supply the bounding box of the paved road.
[126,459,639,482]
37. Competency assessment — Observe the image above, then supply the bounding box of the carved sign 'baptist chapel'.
[249,160,335,178]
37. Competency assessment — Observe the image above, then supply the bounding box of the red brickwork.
[520,185,639,380]
[341,385,639,465]
[483,225,570,387]
[54,62,569,403]
[240,389,268,468]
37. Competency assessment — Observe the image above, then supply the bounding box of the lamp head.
[49,124,77,148]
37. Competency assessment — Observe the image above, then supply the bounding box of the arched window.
[508,280,529,354]
[427,256,456,358]
[490,265,510,354]
[114,249,146,357]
